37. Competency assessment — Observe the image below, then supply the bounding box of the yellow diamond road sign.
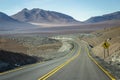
[102,42,110,49]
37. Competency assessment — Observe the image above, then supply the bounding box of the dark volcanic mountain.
[12,8,78,23]
[85,11,120,23]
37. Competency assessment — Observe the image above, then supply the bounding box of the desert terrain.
[82,27,120,79]
[0,34,75,72]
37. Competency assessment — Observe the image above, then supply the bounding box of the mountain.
[12,8,79,23]
[85,11,120,23]
[0,12,39,32]
[0,12,18,22]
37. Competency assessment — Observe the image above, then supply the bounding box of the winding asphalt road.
[0,40,111,80]
[47,43,110,80]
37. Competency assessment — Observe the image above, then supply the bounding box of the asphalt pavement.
[47,44,110,80]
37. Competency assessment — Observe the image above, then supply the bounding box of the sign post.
[102,40,110,58]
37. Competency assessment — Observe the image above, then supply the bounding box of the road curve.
[0,40,112,80]
[0,40,79,80]
[46,43,111,80]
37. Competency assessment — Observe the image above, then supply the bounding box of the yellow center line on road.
[38,48,81,80]
[0,45,75,75]
[86,47,116,80]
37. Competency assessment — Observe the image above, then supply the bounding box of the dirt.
[82,27,120,79]
[82,27,120,59]
[0,35,63,58]
[0,38,28,53]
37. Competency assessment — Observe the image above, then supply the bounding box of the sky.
[0,0,120,21]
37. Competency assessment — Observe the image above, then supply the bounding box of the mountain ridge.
[0,12,18,22]
[11,8,79,23]
[0,12,39,31]
[85,11,120,23]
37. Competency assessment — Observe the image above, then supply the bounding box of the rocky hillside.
[83,27,120,64]
[12,8,78,23]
